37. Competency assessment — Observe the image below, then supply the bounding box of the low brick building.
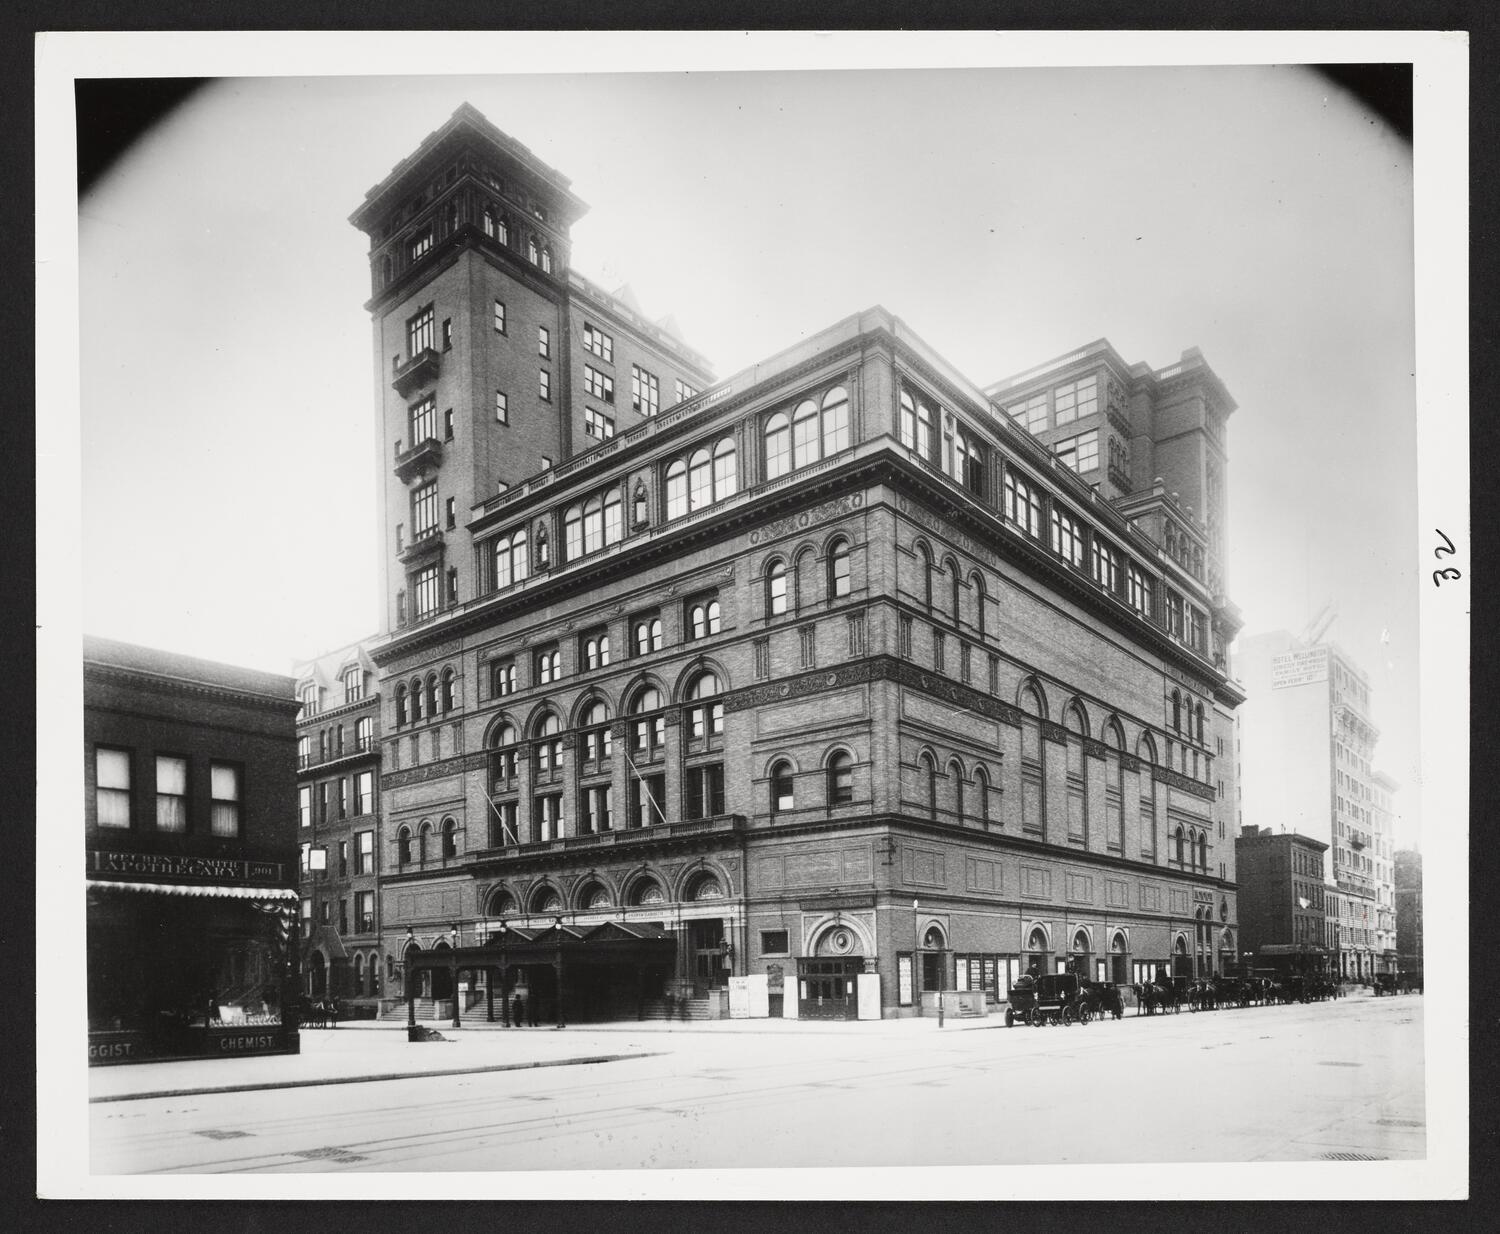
[84,637,301,1063]
[1234,825,1329,973]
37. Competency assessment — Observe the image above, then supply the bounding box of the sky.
[71,61,1425,837]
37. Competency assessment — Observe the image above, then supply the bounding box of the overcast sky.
[72,64,1423,835]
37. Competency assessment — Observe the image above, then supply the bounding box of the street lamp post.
[404,927,417,1039]
[450,924,461,1029]
[498,921,509,1026]
[553,914,566,1029]
[912,900,920,1019]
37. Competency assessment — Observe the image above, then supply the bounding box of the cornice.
[84,662,300,716]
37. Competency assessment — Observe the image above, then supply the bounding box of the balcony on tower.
[394,436,443,484]
[398,526,446,566]
[391,347,441,396]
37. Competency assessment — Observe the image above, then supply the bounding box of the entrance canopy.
[404,920,676,977]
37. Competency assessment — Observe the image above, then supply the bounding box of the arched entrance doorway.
[1173,933,1192,978]
[1026,925,1050,980]
[1109,931,1129,985]
[919,924,947,996]
[798,921,866,1020]
[430,940,453,1000]
[1070,928,1092,980]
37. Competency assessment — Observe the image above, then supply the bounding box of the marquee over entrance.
[402,920,677,1028]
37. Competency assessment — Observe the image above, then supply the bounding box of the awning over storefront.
[86,879,299,901]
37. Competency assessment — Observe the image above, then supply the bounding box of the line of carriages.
[1003,968,1373,1028]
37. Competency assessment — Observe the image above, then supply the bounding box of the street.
[89,991,1424,1174]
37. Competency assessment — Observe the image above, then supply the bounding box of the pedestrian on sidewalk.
[512,993,524,1027]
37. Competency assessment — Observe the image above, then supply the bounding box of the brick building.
[293,640,385,1014]
[84,636,301,1063]
[1394,848,1423,975]
[1234,825,1329,972]
[336,105,1246,1022]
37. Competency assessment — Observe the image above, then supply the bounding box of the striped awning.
[86,879,298,901]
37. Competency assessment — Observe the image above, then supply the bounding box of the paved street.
[89,991,1424,1174]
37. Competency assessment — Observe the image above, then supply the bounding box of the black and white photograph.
[36,30,1468,1200]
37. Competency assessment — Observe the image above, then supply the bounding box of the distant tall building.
[325,104,1247,1025]
[1234,630,1388,979]
[1394,848,1423,974]
[292,639,384,1013]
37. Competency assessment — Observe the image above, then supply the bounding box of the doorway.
[797,957,862,1020]
[688,918,725,997]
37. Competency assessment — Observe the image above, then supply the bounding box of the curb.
[88,1050,663,1105]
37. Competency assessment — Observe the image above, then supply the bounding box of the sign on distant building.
[1271,648,1329,690]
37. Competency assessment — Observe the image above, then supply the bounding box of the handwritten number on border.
[1433,529,1461,587]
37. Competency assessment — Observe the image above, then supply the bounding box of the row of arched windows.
[1170,690,1207,743]
[914,540,988,636]
[765,386,850,480]
[763,536,852,617]
[394,667,459,727]
[1174,824,1211,871]
[397,816,459,867]
[666,437,737,519]
[484,866,726,918]
[766,747,857,815]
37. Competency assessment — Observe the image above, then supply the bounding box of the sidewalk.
[87,1011,1000,1103]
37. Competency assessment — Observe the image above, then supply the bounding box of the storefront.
[86,861,300,1065]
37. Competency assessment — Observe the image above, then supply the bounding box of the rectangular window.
[357,891,375,933]
[441,318,452,351]
[357,829,374,874]
[443,408,454,441]
[493,300,506,334]
[583,323,613,363]
[495,390,508,424]
[533,793,564,842]
[1166,589,1185,638]
[584,364,615,403]
[95,747,131,828]
[1053,375,1098,425]
[760,930,789,955]
[584,406,616,440]
[582,785,613,834]
[408,230,433,263]
[445,497,457,530]
[1055,430,1100,474]
[355,770,374,816]
[407,396,439,449]
[1003,470,1041,538]
[209,763,241,837]
[412,482,439,537]
[685,765,726,820]
[754,636,770,679]
[298,784,312,828]
[406,304,435,356]
[413,565,440,620]
[675,378,700,404]
[1007,391,1048,433]
[1187,606,1206,653]
[1128,566,1153,618]
[631,774,666,828]
[337,840,348,878]
[539,368,550,401]
[155,755,188,833]
[1050,506,1085,567]
[538,326,550,358]
[632,365,659,416]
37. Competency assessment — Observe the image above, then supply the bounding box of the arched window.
[949,758,965,822]
[418,821,432,864]
[921,752,939,820]
[687,671,724,741]
[1196,703,1206,744]
[398,826,412,867]
[356,716,372,751]
[441,818,458,859]
[490,722,519,783]
[949,566,962,624]
[409,678,425,722]
[493,528,529,590]
[970,572,986,635]
[630,687,665,756]
[899,389,918,451]
[766,560,788,617]
[634,617,663,656]
[665,460,687,520]
[395,683,408,727]
[827,750,854,805]
[792,398,819,469]
[425,674,439,718]
[441,668,456,713]
[1198,833,1208,870]
[527,235,539,264]
[770,760,795,813]
[581,701,612,763]
[974,765,990,824]
[713,438,737,499]
[1171,690,1182,732]
[828,538,851,599]
[688,598,721,639]
[821,386,850,457]
[534,713,564,779]
[688,448,712,511]
[917,543,934,609]
[1175,826,1186,865]
[541,246,553,274]
[764,412,791,479]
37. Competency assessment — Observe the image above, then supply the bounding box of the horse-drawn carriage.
[1372,972,1398,997]
[1005,972,1092,1026]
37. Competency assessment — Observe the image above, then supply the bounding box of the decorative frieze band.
[1151,765,1217,801]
